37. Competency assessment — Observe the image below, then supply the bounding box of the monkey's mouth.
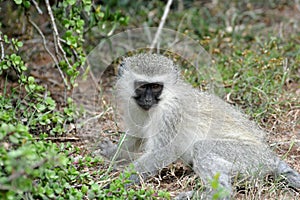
[136,101,159,111]
[133,96,159,111]
[138,103,153,111]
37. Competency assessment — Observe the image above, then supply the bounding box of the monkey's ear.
[118,62,127,77]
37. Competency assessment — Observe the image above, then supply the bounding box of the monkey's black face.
[133,81,164,110]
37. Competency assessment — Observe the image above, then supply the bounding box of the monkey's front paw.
[97,138,117,159]
[128,173,141,185]
[174,191,194,200]
[124,173,141,188]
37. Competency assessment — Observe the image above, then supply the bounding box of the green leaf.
[58,155,69,166]
[81,185,88,193]
[12,55,21,65]
[68,0,76,5]
[36,103,46,112]
[1,63,8,70]
[28,76,35,83]
[45,97,56,111]
[212,193,220,200]
[28,84,36,90]
[23,1,31,8]
[0,129,7,139]
[15,124,28,133]
[17,41,23,47]
[76,19,84,27]
[1,123,15,133]
[91,183,99,191]
[14,0,22,4]
[20,65,27,71]
[9,135,19,144]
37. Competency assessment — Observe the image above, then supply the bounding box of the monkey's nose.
[145,98,152,104]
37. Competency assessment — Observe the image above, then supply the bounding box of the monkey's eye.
[135,85,147,93]
[140,84,147,89]
[151,84,163,92]
[151,84,160,89]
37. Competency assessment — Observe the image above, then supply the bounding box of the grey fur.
[100,53,300,199]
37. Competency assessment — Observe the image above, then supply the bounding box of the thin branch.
[150,0,173,50]
[270,140,300,147]
[36,136,80,142]
[296,0,300,12]
[31,0,43,14]
[83,50,102,92]
[44,0,72,69]
[0,184,21,192]
[27,15,69,88]
[27,17,57,64]
[0,32,4,60]
[0,184,13,191]
[168,13,188,48]
[59,37,79,59]
[44,0,59,55]
[81,107,112,126]
[7,158,48,182]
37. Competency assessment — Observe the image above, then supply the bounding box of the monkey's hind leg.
[191,140,275,199]
[193,145,232,199]
[174,160,232,200]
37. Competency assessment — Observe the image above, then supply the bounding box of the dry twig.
[0,32,4,60]
[296,0,300,12]
[43,137,80,142]
[44,0,72,70]
[7,158,48,182]
[27,15,68,88]
[31,0,43,14]
[150,0,173,50]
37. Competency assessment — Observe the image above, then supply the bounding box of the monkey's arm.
[126,144,179,185]
[133,144,178,176]
[99,134,143,162]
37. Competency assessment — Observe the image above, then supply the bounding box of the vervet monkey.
[100,53,300,199]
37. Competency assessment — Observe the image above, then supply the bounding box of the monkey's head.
[117,53,179,111]
[132,80,163,110]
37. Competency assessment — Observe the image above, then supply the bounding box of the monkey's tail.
[277,160,300,189]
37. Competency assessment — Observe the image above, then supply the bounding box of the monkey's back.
[173,82,266,144]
